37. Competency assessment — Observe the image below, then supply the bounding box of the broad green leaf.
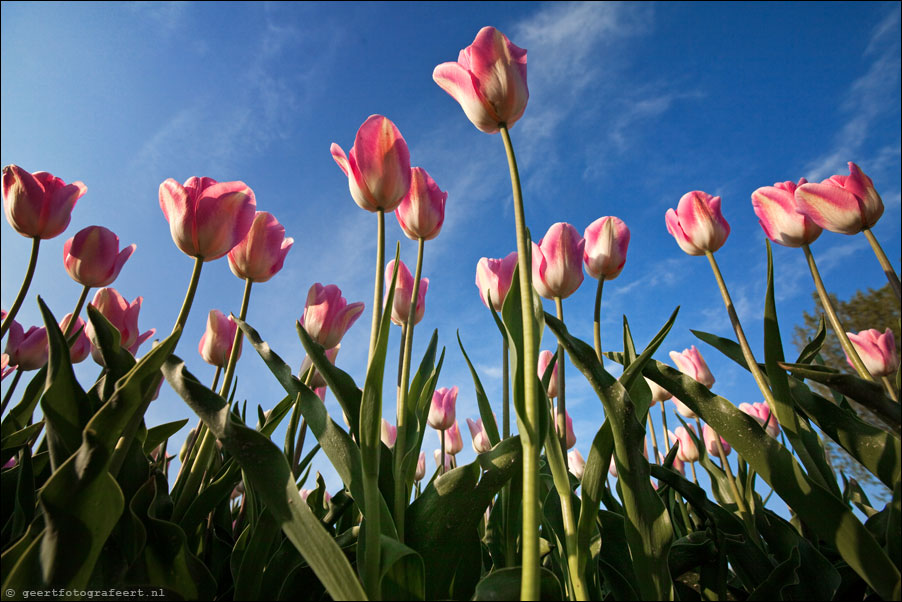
[472,566,562,601]
[0,422,44,468]
[234,509,281,600]
[378,535,425,601]
[0,365,47,438]
[795,315,826,364]
[143,418,189,455]
[595,510,639,600]
[747,546,800,601]
[179,459,241,534]
[576,421,614,585]
[668,532,717,578]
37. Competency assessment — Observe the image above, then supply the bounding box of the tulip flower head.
[739,402,781,438]
[442,420,464,455]
[565,411,576,450]
[434,448,453,472]
[532,222,585,299]
[584,216,630,280]
[395,167,447,241]
[1,354,13,380]
[60,313,91,364]
[5,325,47,371]
[331,115,412,213]
[381,419,397,449]
[429,386,458,430]
[198,310,241,368]
[2,165,86,239]
[795,162,884,234]
[159,176,256,261]
[845,328,899,378]
[645,377,673,405]
[671,397,697,420]
[669,346,715,389]
[665,191,730,255]
[568,449,586,480]
[702,424,731,457]
[538,349,559,399]
[751,179,822,247]
[227,211,294,283]
[414,452,427,481]
[63,225,136,288]
[669,426,699,463]
[86,288,155,364]
[433,26,528,134]
[384,259,428,327]
[300,283,365,350]
[475,252,518,311]
[467,417,493,454]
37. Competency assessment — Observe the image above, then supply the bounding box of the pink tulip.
[60,313,90,364]
[568,449,586,480]
[381,419,398,448]
[198,310,241,368]
[429,386,458,430]
[645,377,672,405]
[564,411,576,450]
[1,353,13,380]
[532,222,585,299]
[433,26,528,134]
[583,216,630,280]
[300,489,332,506]
[669,346,715,388]
[671,397,697,419]
[702,424,731,457]
[660,451,685,476]
[395,167,447,241]
[62,225,136,288]
[739,402,780,438]
[159,176,256,261]
[467,417,493,454]
[669,426,699,463]
[414,452,427,481]
[434,448,453,472]
[384,259,428,327]
[794,162,884,234]
[538,349,559,399]
[331,115,412,213]
[475,252,517,311]
[6,325,47,371]
[299,345,340,389]
[751,179,822,247]
[2,165,86,239]
[227,211,294,283]
[3,312,24,366]
[86,288,155,363]
[665,191,730,255]
[442,420,464,455]
[299,283,365,350]
[845,328,898,378]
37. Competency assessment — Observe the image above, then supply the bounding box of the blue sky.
[2,2,900,502]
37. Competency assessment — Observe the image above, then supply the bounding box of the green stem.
[172,256,204,337]
[660,402,671,457]
[1,369,23,415]
[555,296,567,464]
[882,375,898,402]
[368,209,385,367]
[363,471,381,600]
[503,337,510,439]
[862,228,902,300]
[593,277,605,364]
[211,365,222,392]
[713,436,751,528]
[801,245,875,382]
[441,429,446,476]
[1,237,40,340]
[500,123,540,602]
[64,285,91,338]
[219,279,253,398]
[647,413,660,464]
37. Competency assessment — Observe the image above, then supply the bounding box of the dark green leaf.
[473,566,562,601]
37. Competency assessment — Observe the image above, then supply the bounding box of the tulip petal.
[795,182,864,235]
[433,61,500,133]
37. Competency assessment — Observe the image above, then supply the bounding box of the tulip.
[429,386,458,430]
[568,449,585,480]
[299,284,365,350]
[395,167,447,241]
[300,488,332,506]
[433,26,528,134]
[384,259,428,327]
[739,402,781,438]
[298,345,340,388]
[583,216,630,280]
[330,115,412,213]
[1,354,12,380]
[669,426,699,463]
[62,225,136,288]
[2,165,86,239]
[475,252,517,311]
[702,424,731,457]
[671,397,697,419]
[669,346,715,389]
[159,176,256,261]
[442,420,464,455]
[60,313,90,364]
[227,211,294,283]
[564,412,576,450]
[795,162,884,234]
[751,179,822,247]
[198,310,241,368]
[532,222,585,300]
[538,349,559,399]
[467,417,493,454]
[381,419,397,448]
[665,191,730,255]
[6,325,47,371]
[845,328,898,378]
[434,448,453,472]
[86,288,155,363]
[645,377,672,405]
[414,452,427,481]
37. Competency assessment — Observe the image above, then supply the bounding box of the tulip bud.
[665,191,730,255]
[299,283,365,350]
[429,386,458,430]
[63,226,135,288]
[751,179,822,247]
[434,448,453,472]
[198,310,241,368]
[671,397,697,420]
[584,216,630,280]
[739,402,780,438]
[538,349,559,399]
[384,259,428,327]
[532,222,585,299]
[669,346,715,388]
[568,449,586,480]
[414,451,426,481]
[845,328,898,378]
[795,162,884,234]
[227,211,294,283]
[395,167,447,241]
[442,421,464,455]
[669,426,699,463]
[6,325,47,371]
[467,417,492,454]
[475,252,518,311]
[565,412,576,450]
[2,165,86,239]
[381,419,397,448]
[645,377,672,404]
[433,27,528,134]
[86,288,155,364]
[60,313,91,364]
[702,424,731,457]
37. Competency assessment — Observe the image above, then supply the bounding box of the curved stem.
[368,209,386,367]
[801,245,875,382]
[1,237,41,340]
[211,366,222,393]
[1,369,24,415]
[863,228,902,300]
[502,338,510,439]
[219,279,253,398]
[64,285,91,338]
[593,277,605,364]
[713,437,751,525]
[882,375,898,402]
[500,124,540,601]
[172,256,204,337]
[555,296,567,465]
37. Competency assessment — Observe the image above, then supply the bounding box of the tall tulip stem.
[713,436,752,529]
[502,338,510,438]
[555,296,567,462]
[172,256,204,337]
[863,228,902,300]
[1,369,23,415]
[801,244,875,382]
[593,277,605,363]
[647,413,660,464]
[882,376,899,402]
[64,285,91,338]
[368,209,386,366]
[1,237,40,340]
[219,279,253,398]
[500,123,540,601]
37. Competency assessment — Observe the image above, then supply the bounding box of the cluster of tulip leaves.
[1,239,900,601]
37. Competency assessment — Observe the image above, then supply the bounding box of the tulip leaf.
[0,422,44,468]
[162,355,367,600]
[747,546,800,601]
[472,566,563,601]
[643,359,901,599]
[378,535,426,601]
[458,332,501,446]
[0,365,47,438]
[234,508,281,600]
[143,418,189,455]
[400,344,444,498]
[595,510,640,600]
[795,315,827,365]
[576,421,614,576]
